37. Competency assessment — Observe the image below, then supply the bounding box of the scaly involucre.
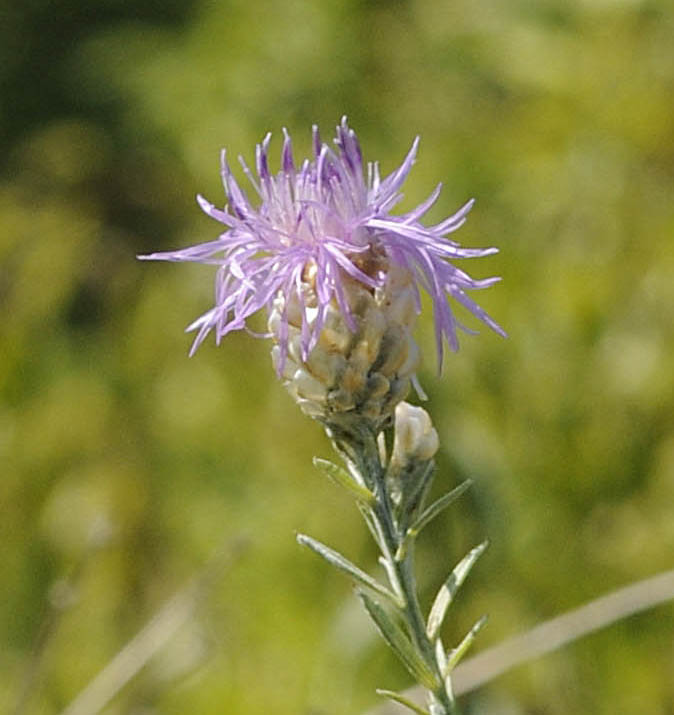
[139,118,505,370]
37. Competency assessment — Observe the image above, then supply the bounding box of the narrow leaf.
[379,555,405,604]
[377,431,388,466]
[398,461,435,528]
[357,501,385,552]
[434,636,447,673]
[297,534,396,603]
[409,479,473,537]
[360,591,438,690]
[398,479,473,561]
[376,689,430,715]
[426,540,488,641]
[445,614,489,673]
[313,457,375,504]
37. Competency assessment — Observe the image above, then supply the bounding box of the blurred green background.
[2,0,673,713]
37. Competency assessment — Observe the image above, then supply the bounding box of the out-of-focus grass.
[1,1,673,714]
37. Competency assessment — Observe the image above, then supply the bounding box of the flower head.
[139,118,505,374]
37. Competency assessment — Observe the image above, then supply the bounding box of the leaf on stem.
[396,480,473,561]
[376,689,430,715]
[405,461,436,523]
[408,479,473,537]
[434,636,447,673]
[359,591,438,690]
[357,501,386,553]
[378,555,405,604]
[313,457,375,504]
[426,541,488,642]
[297,534,397,604]
[445,614,489,673]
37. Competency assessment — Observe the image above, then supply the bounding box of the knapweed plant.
[140,119,504,715]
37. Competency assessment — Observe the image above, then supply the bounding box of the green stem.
[357,431,458,715]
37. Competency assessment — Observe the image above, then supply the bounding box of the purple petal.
[196,194,237,226]
[256,132,272,181]
[281,127,295,174]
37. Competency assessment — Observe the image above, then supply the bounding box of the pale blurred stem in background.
[367,567,674,715]
[56,537,248,715]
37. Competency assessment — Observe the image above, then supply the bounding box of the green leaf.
[297,534,397,604]
[357,501,391,558]
[434,636,447,673]
[398,460,435,523]
[360,591,438,690]
[313,457,375,504]
[408,479,473,537]
[378,554,404,604]
[376,689,430,715]
[426,541,488,642]
[445,614,489,673]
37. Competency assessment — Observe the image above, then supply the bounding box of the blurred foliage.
[1,0,673,713]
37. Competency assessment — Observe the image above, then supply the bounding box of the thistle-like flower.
[140,118,504,426]
[140,120,503,714]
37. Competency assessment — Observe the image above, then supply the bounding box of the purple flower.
[139,118,505,371]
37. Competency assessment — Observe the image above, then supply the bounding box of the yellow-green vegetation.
[2,1,673,714]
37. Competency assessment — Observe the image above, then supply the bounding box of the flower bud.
[390,402,439,468]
